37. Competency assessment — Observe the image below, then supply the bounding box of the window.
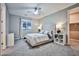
[21,18,32,30]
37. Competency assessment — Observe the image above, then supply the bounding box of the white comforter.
[25,33,49,46]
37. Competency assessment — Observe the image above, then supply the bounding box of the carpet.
[2,39,76,56]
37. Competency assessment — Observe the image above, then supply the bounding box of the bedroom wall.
[9,15,20,39]
[9,15,40,39]
[39,9,67,34]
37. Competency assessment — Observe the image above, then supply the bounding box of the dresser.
[7,33,14,47]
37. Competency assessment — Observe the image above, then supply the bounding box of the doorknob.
[1,43,3,45]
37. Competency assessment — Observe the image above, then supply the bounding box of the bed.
[24,33,52,47]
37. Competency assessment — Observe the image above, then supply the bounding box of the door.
[0,3,1,55]
[1,3,6,49]
[0,3,6,55]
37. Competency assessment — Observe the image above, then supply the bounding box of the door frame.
[66,10,70,45]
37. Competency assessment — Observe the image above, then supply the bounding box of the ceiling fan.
[15,6,41,15]
[33,7,41,15]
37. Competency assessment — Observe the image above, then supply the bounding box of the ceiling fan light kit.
[34,9,38,15]
[34,7,40,15]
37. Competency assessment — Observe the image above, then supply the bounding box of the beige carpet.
[2,39,79,56]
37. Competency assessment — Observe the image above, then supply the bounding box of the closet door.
[70,23,79,39]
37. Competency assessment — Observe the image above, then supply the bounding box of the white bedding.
[25,33,49,46]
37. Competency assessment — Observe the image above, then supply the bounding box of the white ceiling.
[6,3,75,19]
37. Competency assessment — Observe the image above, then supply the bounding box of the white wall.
[40,10,67,34]
[31,19,40,33]
[9,15,20,39]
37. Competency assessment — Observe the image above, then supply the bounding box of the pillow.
[44,31,48,34]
